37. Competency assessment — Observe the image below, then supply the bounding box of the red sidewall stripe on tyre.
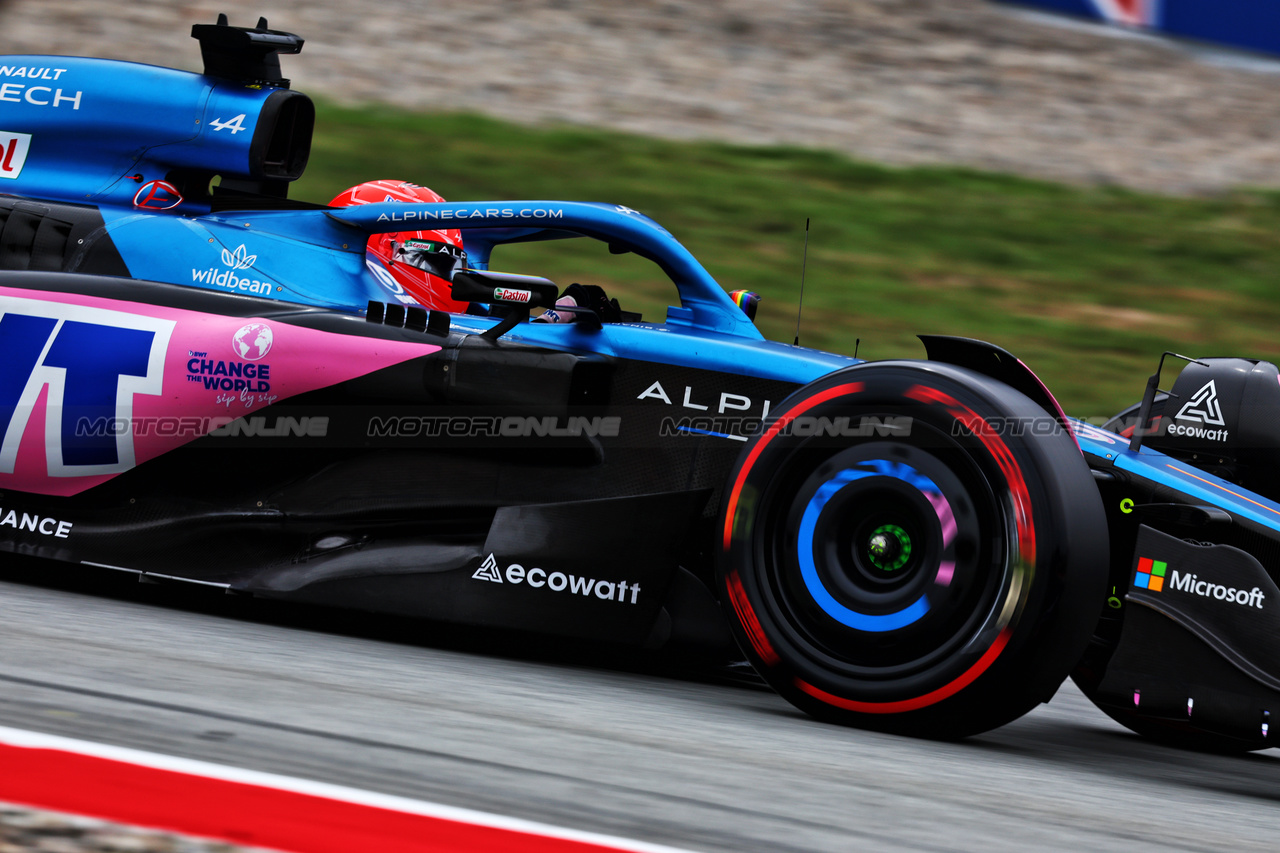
[904,383,1036,567]
[793,626,1012,714]
[723,377,1033,715]
[724,569,780,666]
[721,381,864,551]
[0,726,694,853]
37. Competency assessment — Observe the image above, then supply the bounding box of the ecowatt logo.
[471,553,641,604]
[1135,556,1265,609]
[1170,380,1229,442]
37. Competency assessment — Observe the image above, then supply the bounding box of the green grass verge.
[293,101,1280,417]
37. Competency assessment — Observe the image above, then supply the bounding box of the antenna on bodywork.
[1129,351,1205,453]
[794,217,809,346]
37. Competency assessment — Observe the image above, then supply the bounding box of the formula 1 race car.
[0,17,1277,751]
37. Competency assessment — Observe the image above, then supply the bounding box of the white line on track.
[0,724,700,853]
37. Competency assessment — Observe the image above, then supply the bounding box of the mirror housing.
[451,270,560,339]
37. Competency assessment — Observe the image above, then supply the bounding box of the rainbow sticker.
[729,289,760,321]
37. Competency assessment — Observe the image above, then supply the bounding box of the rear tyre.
[718,362,1108,738]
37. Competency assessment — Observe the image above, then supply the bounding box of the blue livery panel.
[0,56,313,214]
[1075,419,1280,533]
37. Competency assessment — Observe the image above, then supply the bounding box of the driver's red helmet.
[329,180,469,312]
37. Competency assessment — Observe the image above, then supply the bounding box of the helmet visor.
[393,239,467,280]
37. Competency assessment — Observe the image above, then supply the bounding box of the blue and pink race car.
[1,15,1277,751]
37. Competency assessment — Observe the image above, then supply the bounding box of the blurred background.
[3,0,1279,416]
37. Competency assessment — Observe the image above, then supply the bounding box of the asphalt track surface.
[1,561,1276,853]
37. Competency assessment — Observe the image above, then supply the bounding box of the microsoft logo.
[1134,557,1168,592]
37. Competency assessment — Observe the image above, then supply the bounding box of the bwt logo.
[0,297,173,477]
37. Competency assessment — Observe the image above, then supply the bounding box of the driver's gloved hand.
[538,283,622,324]
[565,283,622,323]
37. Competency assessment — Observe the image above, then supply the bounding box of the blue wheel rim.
[796,459,957,632]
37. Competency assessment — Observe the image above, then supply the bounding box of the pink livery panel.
[0,287,439,496]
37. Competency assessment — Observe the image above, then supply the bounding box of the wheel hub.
[866,523,911,573]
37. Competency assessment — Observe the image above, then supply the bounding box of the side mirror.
[451,270,559,339]
[451,270,558,309]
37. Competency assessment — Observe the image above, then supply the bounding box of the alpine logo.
[0,130,32,180]
[1175,380,1225,425]
[472,553,503,582]
[471,553,642,604]
[220,244,257,271]
[209,114,248,134]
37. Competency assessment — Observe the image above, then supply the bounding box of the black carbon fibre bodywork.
[16,16,1280,747]
[1074,448,1280,750]
[0,197,131,276]
[0,271,798,652]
